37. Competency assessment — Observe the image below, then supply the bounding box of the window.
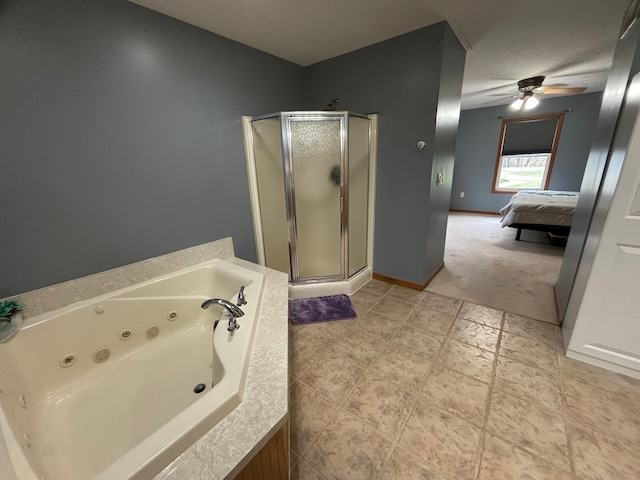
[493,113,564,193]
[496,153,552,190]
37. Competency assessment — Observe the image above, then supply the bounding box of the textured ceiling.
[130,0,631,109]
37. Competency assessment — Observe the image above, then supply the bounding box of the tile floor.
[288,279,640,480]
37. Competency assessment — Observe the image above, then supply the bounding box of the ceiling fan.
[509,75,587,110]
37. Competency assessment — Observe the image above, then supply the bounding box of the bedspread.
[499,190,579,228]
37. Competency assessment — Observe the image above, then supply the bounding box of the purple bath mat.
[289,294,357,325]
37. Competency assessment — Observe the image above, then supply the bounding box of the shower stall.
[242,111,377,299]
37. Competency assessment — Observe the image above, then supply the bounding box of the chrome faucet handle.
[227,317,240,333]
[237,285,247,306]
[201,298,245,334]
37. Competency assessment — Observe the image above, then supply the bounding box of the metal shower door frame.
[281,111,350,284]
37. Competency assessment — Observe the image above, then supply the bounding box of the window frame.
[492,112,565,194]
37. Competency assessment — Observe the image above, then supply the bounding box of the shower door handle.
[340,196,343,213]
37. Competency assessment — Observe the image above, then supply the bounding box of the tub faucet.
[201,298,245,333]
[237,286,247,306]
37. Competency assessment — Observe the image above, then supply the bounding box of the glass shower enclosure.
[242,111,377,298]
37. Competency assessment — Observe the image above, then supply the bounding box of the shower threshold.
[288,267,372,299]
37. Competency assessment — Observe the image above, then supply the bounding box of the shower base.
[288,267,372,300]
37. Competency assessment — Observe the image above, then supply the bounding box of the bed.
[499,190,579,241]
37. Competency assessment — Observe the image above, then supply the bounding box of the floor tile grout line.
[374,305,456,479]
[293,281,640,479]
[289,328,373,459]
[473,310,505,480]
[290,307,404,466]
[296,287,563,477]
[444,326,501,356]
[287,378,336,459]
[374,377,434,474]
[294,336,395,474]
[557,352,579,480]
[560,358,640,404]
[488,351,567,415]
[482,314,575,478]
[290,453,331,480]
[292,282,640,477]
[295,300,545,420]
[297,297,443,478]
[488,379,564,415]
[381,298,502,479]
[440,288,560,328]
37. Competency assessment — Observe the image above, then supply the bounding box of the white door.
[567,74,640,378]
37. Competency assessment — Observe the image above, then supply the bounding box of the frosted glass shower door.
[287,117,344,281]
[348,116,370,276]
[251,117,290,278]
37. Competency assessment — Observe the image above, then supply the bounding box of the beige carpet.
[425,212,565,324]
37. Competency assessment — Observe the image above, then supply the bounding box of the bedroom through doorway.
[425,212,565,325]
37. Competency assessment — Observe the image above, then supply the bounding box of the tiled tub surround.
[289,279,640,480]
[0,239,289,480]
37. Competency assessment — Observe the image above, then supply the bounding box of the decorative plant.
[0,300,25,322]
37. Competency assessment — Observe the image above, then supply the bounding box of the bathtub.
[0,258,265,480]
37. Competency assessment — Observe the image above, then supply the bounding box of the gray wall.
[450,93,603,213]
[559,17,640,327]
[1,2,465,297]
[426,24,467,277]
[306,22,465,285]
[0,0,305,297]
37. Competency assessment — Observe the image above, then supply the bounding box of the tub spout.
[201,298,244,333]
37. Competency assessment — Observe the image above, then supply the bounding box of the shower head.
[323,98,340,111]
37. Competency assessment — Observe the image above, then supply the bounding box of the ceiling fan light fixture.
[510,90,539,110]
[523,94,539,110]
[510,97,524,109]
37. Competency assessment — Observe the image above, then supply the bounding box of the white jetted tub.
[0,258,264,480]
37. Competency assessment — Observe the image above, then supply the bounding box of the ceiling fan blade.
[540,87,587,95]
[482,97,517,106]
